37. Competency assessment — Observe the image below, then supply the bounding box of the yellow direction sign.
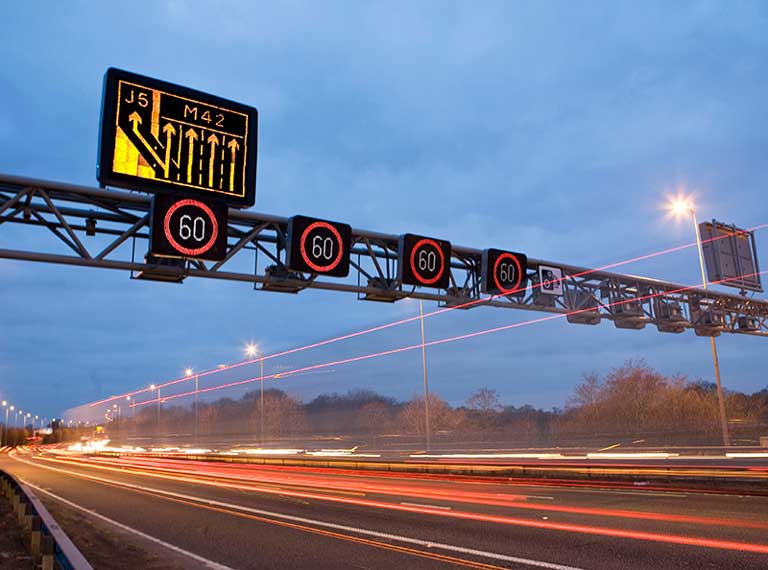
[97,68,258,208]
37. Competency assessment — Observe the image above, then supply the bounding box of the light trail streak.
[14,453,586,570]
[77,451,766,496]
[48,453,768,531]
[100,482,513,570]
[14,451,768,556]
[86,223,768,409]
[130,268,768,409]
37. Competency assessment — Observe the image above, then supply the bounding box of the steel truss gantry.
[1,173,767,337]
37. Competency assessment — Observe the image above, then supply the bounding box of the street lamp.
[185,367,199,443]
[112,404,121,436]
[419,300,431,452]
[1,401,7,446]
[245,343,264,444]
[149,384,160,430]
[126,396,133,420]
[666,193,730,446]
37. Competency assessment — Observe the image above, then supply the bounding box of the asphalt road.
[2,449,767,570]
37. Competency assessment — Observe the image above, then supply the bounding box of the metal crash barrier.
[0,470,93,570]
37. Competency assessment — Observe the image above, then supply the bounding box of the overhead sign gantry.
[1,172,766,338]
[0,68,766,338]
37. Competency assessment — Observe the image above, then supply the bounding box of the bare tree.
[397,393,463,435]
[467,387,502,413]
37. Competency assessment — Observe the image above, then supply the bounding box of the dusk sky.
[1,2,767,422]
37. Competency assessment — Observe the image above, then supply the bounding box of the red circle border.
[492,252,523,294]
[299,221,344,273]
[409,238,446,286]
[163,199,219,257]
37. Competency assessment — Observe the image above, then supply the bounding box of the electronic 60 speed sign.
[398,233,451,289]
[286,215,352,277]
[482,249,528,295]
[150,193,228,261]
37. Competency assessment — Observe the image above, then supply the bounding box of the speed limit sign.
[286,215,352,277]
[482,248,528,295]
[398,233,451,289]
[149,194,228,261]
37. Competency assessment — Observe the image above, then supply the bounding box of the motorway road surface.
[2,448,767,570]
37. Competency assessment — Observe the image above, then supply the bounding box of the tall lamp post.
[246,344,264,444]
[185,368,197,443]
[418,300,432,452]
[149,384,159,432]
[668,195,730,447]
[1,401,7,446]
[9,406,15,442]
[112,404,121,438]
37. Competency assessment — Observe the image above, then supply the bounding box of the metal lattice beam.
[1,172,766,337]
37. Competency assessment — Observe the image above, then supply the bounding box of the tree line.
[20,360,768,448]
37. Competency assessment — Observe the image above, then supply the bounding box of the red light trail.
[129,268,768,409]
[53,454,768,531]
[17,452,768,556]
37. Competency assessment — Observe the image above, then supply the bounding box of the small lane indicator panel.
[98,68,258,208]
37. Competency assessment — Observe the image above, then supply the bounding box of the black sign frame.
[98,68,258,208]
[150,194,228,261]
[286,215,352,277]
[398,233,451,289]
[481,248,528,296]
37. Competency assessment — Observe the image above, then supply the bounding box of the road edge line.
[20,479,236,570]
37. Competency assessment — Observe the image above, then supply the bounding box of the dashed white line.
[400,502,452,510]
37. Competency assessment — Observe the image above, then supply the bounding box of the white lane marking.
[524,496,555,501]
[609,490,688,498]
[400,502,451,510]
[550,487,688,498]
[726,453,768,459]
[20,480,235,570]
[12,453,590,570]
